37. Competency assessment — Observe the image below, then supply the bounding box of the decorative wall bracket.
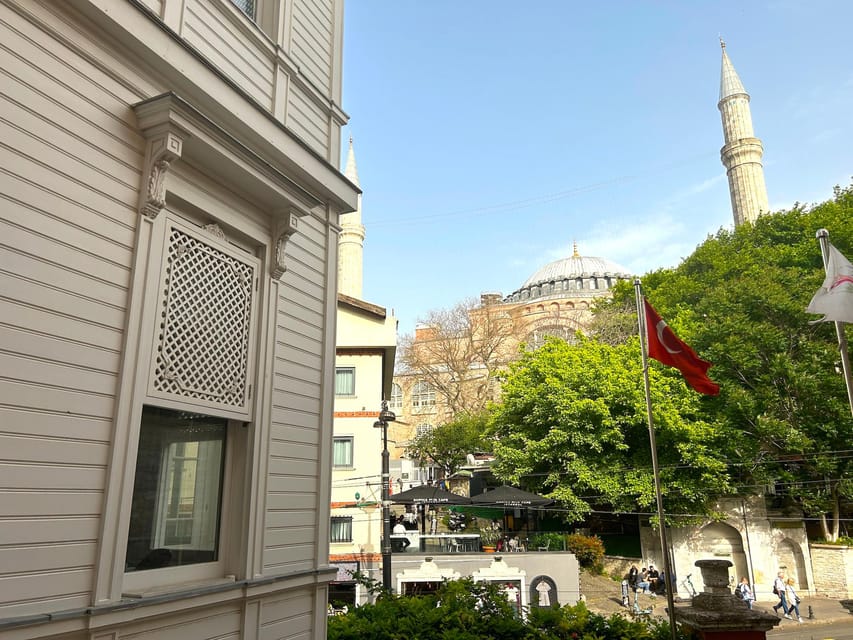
[139,131,184,219]
[271,209,300,279]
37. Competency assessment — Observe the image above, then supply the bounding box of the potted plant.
[479,527,501,552]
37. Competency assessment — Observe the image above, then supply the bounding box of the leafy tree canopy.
[601,183,853,539]
[489,335,734,524]
[406,412,491,477]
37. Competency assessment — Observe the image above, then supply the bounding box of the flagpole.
[816,229,853,417]
[634,279,678,640]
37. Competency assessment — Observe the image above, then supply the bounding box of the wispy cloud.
[664,173,727,205]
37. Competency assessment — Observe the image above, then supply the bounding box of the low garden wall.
[810,544,853,598]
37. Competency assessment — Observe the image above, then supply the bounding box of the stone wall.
[810,544,853,598]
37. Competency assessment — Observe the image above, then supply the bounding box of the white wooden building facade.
[0,0,354,638]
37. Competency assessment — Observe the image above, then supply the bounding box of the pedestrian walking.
[772,572,791,619]
[736,576,755,610]
[784,578,803,623]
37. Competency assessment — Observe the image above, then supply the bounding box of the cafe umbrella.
[390,484,472,537]
[471,486,552,539]
[470,485,551,508]
[390,484,472,505]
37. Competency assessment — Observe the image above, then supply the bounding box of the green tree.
[605,183,853,540]
[406,412,491,477]
[489,335,733,523]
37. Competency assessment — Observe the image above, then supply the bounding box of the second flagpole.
[634,279,679,640]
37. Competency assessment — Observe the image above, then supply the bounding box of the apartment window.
[330,516,353,543]
[411,380,435,411]
[416,423,433,438]
[333,436,354,468]
[335,367,355,396]
[389,383,403,410]
[126,407,227,571]
[229,0,256,19]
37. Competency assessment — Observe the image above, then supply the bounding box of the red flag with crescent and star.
[644,298,720,396]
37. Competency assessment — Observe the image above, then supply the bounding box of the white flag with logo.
[807,242,853,324]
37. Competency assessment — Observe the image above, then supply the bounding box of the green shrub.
[565,534,605,570]
[327,579,693,639]
[530,532,565,551]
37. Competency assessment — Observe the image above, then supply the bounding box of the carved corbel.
[271,210,300,279]
[139,132,183,219]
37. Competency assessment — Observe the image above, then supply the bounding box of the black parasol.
[390,484,472,505]
[470,485,552,508]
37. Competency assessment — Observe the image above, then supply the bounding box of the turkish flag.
[644,298,720,396]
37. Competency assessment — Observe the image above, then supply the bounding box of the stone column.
[673,559,779,639]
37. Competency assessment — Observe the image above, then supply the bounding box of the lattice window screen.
[152,223,256,411]
[229,0,256,19]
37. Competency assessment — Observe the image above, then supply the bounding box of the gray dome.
[505,249,632,304]
[521,255,631,288]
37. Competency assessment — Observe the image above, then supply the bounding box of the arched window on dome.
[542,283,551,295]
[389,382,403,410]
[590,279,597,290]
[576,278,583,290]
[411,380,435,413]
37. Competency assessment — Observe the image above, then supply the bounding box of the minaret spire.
[717,41,769,226]
[338,137,365,297]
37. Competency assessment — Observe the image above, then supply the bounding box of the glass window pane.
[330,516,352,542]
[333,437,353,467]
[335,368,355,396]
[126,407,227,571]
[229,0,256,19]
[389,383,403,409]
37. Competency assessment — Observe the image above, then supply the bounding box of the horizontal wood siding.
[0,2,142,617]
[264,215,328,575]
[286,85,329,157]
[290,0,333,95]
[118,604,242,640]
[259,590,315,640]
[183,0,275,110]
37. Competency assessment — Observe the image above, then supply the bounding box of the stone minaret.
[338,137,365,298]
[718,40,769,226]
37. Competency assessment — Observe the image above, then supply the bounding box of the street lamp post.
[373,401,396,591]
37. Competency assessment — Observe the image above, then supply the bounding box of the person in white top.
[737,576,755,609]
[772,572,790,618]
[785,578,803,623]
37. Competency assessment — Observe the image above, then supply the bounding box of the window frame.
[106,207,262,599]
[332,435,354,469]
[388,382,403,410]
[411,380,436,412]
[123,413,245,595]
[335,366,356,397]
[330,516,353,543]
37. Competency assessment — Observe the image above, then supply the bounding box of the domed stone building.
[499,243,631,348]
[389,244,633,487]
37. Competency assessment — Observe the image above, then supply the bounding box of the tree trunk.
[831,487,841,542]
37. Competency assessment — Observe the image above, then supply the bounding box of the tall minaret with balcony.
[718,40,769,226]
[339,137,365,297]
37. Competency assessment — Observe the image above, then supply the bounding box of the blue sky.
[340,1,853,336]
